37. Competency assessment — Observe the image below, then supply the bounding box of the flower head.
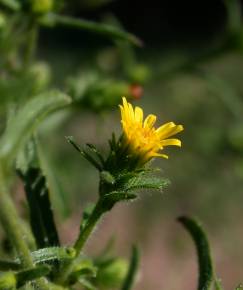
[119,97,183,163]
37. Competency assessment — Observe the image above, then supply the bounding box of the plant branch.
[55,198,105,285]
[40,13,142,46]
[0,166,50,290]
[23,20,39,70]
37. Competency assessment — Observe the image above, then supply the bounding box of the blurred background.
[8,0,243,289]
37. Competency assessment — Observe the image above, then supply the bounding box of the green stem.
[23,20,39,70]
[55,199,104,284]
[0,167,50,290]
[40,13,142,46]
[74,199,104,254]
[0,168,33,268]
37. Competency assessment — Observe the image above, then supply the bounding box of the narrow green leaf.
[86,144,105,166]
[0,90,71,167]
[16,265,50,287]
[108,133,117,151]
[66,137,102,170]
[40,13,142,46]
[121,246,139,290]
[66,136,82,153]
[18,167,60,248]
[178,216,213,290]
[16,247,76,265]
[82,150,103,171]
[0,0,20,10]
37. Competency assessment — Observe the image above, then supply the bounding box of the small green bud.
[0,272,16,290]
[100,171,115,185]
[87,81,130,111]
[128,64,151,84]
[28,62,51,93]
[95,258,128,289]
[31,0,53,14]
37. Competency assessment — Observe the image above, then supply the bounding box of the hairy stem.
[0,168,33,268]
[55,198,104,284]
[0,166,50,290]
[74,199,104,254]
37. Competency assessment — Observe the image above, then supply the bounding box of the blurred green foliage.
[0,0,243,289]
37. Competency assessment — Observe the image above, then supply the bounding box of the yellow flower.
[119,97,183,162]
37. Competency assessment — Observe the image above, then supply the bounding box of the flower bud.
[128,64,150,84]
[28,62,51,93]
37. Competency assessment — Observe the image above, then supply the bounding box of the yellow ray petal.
[158,125,184,139]
[152,152,169,159]
[134,106,143,124]
[161,138,181,147]
[122,97,130,120]
[144,114,156,128]
[156,122,175,133]
[119,105,125,121]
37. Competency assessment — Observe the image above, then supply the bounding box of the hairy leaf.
[121,246,139,290]
[18,167,60,248]
[31,247,75,264]
[0,90,71,167]
[178,216,213,290]
[15,247,75,265]
[124,176,170,192]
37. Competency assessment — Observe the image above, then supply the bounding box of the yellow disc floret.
[119,97,183,162]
